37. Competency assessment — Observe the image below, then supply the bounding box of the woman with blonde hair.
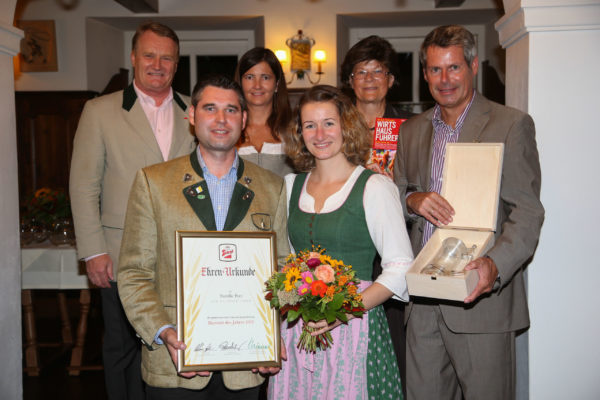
[268,85,413,400]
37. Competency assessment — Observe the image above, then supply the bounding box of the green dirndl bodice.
[285,169,403,399]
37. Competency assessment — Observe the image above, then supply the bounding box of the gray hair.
[419,25,477,68]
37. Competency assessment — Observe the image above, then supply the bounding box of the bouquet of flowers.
[23,187,71,226]
[265,248,365,352]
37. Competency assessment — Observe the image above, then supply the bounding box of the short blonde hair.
[284,85,370,172]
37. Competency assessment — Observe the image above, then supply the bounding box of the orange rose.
[315,264,335,283]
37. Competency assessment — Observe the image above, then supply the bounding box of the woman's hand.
[307,315,354,336]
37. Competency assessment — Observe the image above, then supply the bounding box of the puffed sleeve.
[364,174,414,301]
[284,173,297,254]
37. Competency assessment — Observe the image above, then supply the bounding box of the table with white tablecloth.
[22,243,89,289]
[21,242,99,376]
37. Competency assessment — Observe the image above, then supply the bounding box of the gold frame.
[175,230,280,372]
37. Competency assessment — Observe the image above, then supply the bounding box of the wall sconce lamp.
[277,30,326,85]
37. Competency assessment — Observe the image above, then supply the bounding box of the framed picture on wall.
[17,20,58,72]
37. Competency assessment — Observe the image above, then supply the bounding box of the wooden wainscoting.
[15,91,98,202]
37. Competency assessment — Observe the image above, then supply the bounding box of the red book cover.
[368,117,406,176]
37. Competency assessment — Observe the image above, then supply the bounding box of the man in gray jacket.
[394,25,544,399]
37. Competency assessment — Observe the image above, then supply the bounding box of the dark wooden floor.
[23,290,107,400]
[22,290,270,399]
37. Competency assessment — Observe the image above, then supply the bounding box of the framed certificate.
[175,231,280,372]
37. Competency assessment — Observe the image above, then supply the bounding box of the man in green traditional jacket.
[118,75,288,399]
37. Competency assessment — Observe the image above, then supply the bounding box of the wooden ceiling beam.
[114,0,158,13]
[434,0,465,8]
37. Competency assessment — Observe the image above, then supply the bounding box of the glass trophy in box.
[421,237,476,276]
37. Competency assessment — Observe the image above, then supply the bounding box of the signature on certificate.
[193,338,269,353]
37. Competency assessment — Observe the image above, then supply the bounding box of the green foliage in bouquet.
[265,248,365,352]
[23,187,72,226]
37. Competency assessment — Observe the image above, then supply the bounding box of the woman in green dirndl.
[268,85,413,400]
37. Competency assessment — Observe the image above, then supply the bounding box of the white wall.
[528,29,600,399]
[14,0,500,91]
[0,0,22,398]
[497,1,600,398]
[14,0,125,90]
[87,19,125,93]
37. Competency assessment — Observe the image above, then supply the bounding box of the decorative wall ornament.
[17,20,58,72]
[277,30,326,84]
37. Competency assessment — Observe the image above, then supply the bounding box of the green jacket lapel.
[182,154,255,231]
[223,158,255,231]
[182,152,216,230]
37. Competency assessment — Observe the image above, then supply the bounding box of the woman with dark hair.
[268,85,412,400]
[235,47,294,176]
[340,35,414,177]
[341,36,413,389]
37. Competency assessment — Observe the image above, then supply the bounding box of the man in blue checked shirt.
[118,75,289,400]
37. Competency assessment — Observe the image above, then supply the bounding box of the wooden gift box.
[406,143,504,301]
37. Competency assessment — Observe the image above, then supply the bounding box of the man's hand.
[253,338,287,376]
[464,256,499,304]
[160,328,210,378]
[406,192,454,226]
[85,254,114,288]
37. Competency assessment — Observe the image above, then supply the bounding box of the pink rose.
[314,264,335,283]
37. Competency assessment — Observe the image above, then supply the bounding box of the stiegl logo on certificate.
[219,244,237,262]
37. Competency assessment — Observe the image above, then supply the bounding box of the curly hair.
[284,85,370,172]
[235,47,292,141]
